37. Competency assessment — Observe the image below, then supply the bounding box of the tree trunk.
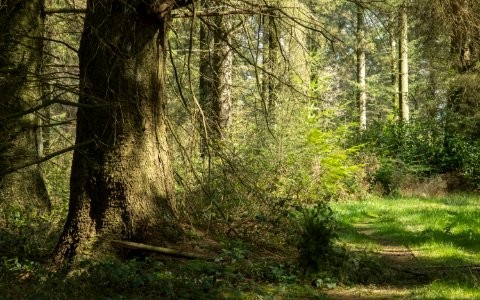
[0,0,51,213]
[398,4,409,123]
[213,10,233,133]
[262,3,279,117]
[356,5,367,130]
[53,0,184,264]
[307,0,322,114]
[267,10,279,113]
[389,12,399,110]
[199,0,232,154]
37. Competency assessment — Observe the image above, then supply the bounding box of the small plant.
[294,203,338,272]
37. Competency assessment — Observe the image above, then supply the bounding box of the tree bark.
[307,0,322,114]
[213,10,233,133]
[267,9,279,113]
[398,4,409,123]
[0,0,51,213]
[53,0,189,264]
[356,5,367,130]
[198,0,232,154]
[389,12,399,110]
[261,3,280,118]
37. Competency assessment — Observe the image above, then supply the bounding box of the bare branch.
[0,139,94,177]
[45,8,86,14]
[1,99,112,121]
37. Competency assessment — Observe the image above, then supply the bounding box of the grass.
[1,194,479,299]
[332,193,480,299]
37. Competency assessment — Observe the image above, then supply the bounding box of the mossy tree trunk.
[53,0,193,265]
[0,0,51,213]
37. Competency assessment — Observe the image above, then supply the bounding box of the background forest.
[1,0,479,299]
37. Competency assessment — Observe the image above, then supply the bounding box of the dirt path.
[323,223,432,300]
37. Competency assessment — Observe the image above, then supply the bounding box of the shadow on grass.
[331,195,480,298]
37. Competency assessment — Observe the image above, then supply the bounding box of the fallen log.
[110,240,209,260]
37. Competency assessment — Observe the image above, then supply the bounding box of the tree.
[398,2,409,122]
[388,10,399,109]
[0,0,51,212]
[446,0,480,135]
[198,0,233,154]
[53,0,194,264]
[262,1,280,116]
[356,4,367,130]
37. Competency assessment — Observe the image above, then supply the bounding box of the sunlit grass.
[415,280,480,300]
[332,194,480,299]
[333,194,480,262]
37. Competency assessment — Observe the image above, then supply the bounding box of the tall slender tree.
[262,1,280,116]
[53,0,195,264]
[356,4,367,130]
[398,2,409,122]
[389,10,399,109]
[199,0,233,154]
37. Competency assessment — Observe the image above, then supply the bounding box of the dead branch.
[110,240,210,260]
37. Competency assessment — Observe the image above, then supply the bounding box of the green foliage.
[205,106,362,206]
[371,159,406,195]
[357,117,480,194]
[0,154,71,259]
[293,202,338,272]
[0,249,325,299]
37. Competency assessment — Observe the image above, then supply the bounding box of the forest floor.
[327,194,480,299]
[1,194,479,299]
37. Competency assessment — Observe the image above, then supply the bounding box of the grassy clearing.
[332,194,480,299]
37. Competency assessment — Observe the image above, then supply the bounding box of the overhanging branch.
[45,8,86,14]
[0,139,94,177]
[1,99,112,121]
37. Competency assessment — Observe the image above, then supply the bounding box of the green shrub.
[356,117,480,193]
[293,202,338,272]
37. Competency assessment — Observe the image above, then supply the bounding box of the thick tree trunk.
[0,0,51,213]
[53,0,182,264]
[356,6,367,130]
[398,4,409,123]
